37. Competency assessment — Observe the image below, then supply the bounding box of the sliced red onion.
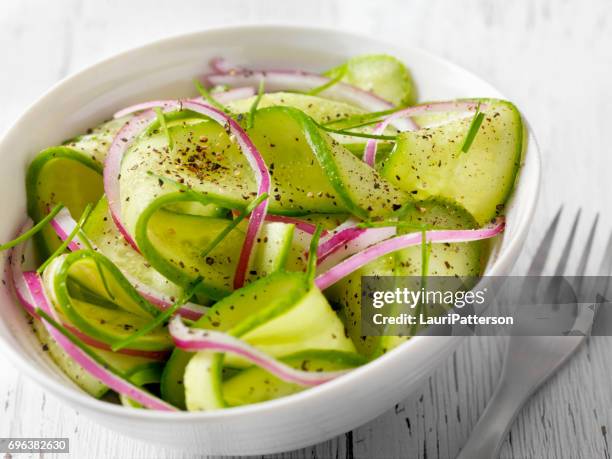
[21,271,176,411]
[315,219,505,290]
[363,101,483,166]
[209,57,244,74]
[112,87,255,119]
[49,209,206,321]
[264,215,327,236]
[169,316,348,386]
[317,226,398,270]
[104,110,157,251]
[205,70,395,113]
[316,218,362,257]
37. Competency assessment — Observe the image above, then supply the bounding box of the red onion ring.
[169,316,348,386]
[264,215,327,236]
[104,110,157,251]
[317,226,398,270]
[112,87,256,119]
[205,70,395,113]
[209,57,244,74]
[315,218,505,290]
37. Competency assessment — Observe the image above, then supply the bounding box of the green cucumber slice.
[324,54,417,106]
[32,317,162,398]
[227,92,397,149]
[223,350,365,407]
[226,92,364,124]
[26,147,103,257]
[138,202,302,299]
[183,284,355,411]
[327,199,483,357]
[43,251,172,351]
[83,197,184,303]
[183,351,225,411]
[379,99,523,225]
[227,287,355,367]
[119,361,164,408]
[246,222,295,282]
[26,116,128,257]
[246,106,407,218]
[161,271,308,408]
[63,117,130,165]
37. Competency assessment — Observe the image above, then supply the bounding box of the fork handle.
[456,374,532,459]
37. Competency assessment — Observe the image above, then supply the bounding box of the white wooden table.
[1,1,611,457]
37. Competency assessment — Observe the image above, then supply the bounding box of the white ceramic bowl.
[0,25,540,455]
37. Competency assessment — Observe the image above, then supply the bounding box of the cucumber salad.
[4,54,522,411]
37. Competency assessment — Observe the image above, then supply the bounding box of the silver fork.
[457,208,612,459]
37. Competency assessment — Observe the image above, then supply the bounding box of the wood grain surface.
[1,1,611,457]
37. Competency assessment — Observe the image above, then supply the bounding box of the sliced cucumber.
[227,91,397,148]
[63,116,130,165]
[161,271,308,408]
[43,252,172,351]
[83,197,184,303]
[26,116,128,257]
[165,270,355,410]
[120,361,165,408]
[326,198,483,357]
[228,287,355,367]
[26,147,103,257]
[324,54,417,106]
[246,222,295,282]
[32,317,162,398]
[31,316,107,398]
[141,205,303,299]
[223,350,365,407]
[246,106,408,218]
[379,99,523,225]
[226,92,364,124]
[183,351,225,411]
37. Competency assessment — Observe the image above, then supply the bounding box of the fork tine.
[590,231,612,336]
[572,214,599,298]
[553,209,581,277]
[527,206,563,276]
[575,214,599,277]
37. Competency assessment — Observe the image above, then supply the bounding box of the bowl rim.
[0,23,541,421]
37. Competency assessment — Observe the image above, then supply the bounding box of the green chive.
[410,229,431,336]
[35,307,128,378]
[247,78,265,129]
[153,107,173,151]
[111,276,203,352]
[357,220,426,232]
[317,123,397,141]
[37,204,93,274]
[0,203,64,251]
[307,67,347,96]
[194,79,229,113]
[200,193,269,258]
[323,107,403,127]
[461,104,485,153]
[76,231,116,301]
[306,225,324,285]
